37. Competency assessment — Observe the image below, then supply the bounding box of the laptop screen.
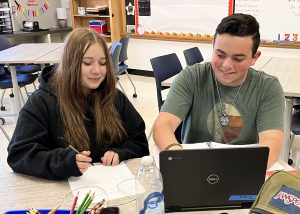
[159,147,269,212]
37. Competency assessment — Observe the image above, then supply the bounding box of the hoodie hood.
[38,64,58,94]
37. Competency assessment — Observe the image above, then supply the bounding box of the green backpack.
[250,170,300,214]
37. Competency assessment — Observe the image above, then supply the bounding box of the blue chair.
[292,99,300,134]
[0,35,40,112]
[150,53,183,110]
[110,41,126,95]
[150,53,183,142]
[0,66,38,119]
[119,34,137,98]
[183,47,204,66]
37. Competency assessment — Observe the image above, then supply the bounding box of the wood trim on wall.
[128,33,300,49]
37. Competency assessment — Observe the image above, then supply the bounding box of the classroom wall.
[127,39,300,71]
[11,0,71,31]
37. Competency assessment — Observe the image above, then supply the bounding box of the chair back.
[292,98,300,135]
[0,35,11,51]
[119,34,129,63]
[110,41,122,75]
[150,53,183,143]
[183,47,204,66]
[150,53,183,110]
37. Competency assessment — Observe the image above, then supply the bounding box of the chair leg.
[1,89,6,111]
[24,86,30,98]
[19,88,25,104]
[9,88,14,97]
[147,122,154,142]
[0,122,11,141]
[33,82,37,90]
[124,70,137,98]
[288,132,295,165]
[117,81,127,97]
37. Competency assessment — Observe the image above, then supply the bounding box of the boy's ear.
[251,50,261,66]
[255,51,262,59]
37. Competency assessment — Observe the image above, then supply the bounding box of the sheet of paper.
[267,161,285,172]
[210,142,258,148]
[68,162,135,202]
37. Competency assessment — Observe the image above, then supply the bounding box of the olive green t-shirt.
[161,62,285,145]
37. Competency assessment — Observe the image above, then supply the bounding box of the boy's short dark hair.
[214,13,260,56]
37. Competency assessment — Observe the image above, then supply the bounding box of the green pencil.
[80,193,95,214]
[75,190,91,214]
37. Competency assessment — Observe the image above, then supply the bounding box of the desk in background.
[3,27,72,44]
[0,43,64,114]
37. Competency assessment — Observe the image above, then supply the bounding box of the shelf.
[0,1,13,34]
[101,34,111,38]
[70,0,126,42]
[74,14,110,18]
[0,8,10,12]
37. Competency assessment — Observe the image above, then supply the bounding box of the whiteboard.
[138,0,230,35]
[235,0,300,41]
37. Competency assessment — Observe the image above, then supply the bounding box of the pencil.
[48,204,60,214]
[68,144,81,154]
[75,190,91,214]
[58,137,94,166]
[80,193,95,214]
[70,191,79,214]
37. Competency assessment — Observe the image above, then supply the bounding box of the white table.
[161,56,300,163]
[34,45,64,64]
[0,158,293,214]
[0,43,64,114]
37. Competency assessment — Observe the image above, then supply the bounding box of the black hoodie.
[7,65,149,180]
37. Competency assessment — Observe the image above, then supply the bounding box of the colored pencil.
[88,199,105,214]
[48,204,60,214]
[75,190,91,214]
[70,191,79,214]
[80,193,95,214]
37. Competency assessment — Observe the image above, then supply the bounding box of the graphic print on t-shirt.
[207,103,244,144]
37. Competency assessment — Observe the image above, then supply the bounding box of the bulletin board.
[129,0,300,48]
[234,0,300,42]
[134,0,233,39]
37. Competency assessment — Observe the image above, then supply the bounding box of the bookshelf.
[70,0,126,42]
[0,0,13,34]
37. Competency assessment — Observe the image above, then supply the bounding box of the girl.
[7,28,149,180]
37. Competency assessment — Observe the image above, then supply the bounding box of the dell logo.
[207,174,219,184]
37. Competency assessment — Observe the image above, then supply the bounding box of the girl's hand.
[101,151,119,166]
[76,151,92,173]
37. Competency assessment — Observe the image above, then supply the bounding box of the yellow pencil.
[48,204,60,214]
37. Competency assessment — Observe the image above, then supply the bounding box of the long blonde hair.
[53,28,126,150]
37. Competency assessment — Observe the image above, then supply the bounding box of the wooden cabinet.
[0,0,13,34]
[70,0,125,43]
